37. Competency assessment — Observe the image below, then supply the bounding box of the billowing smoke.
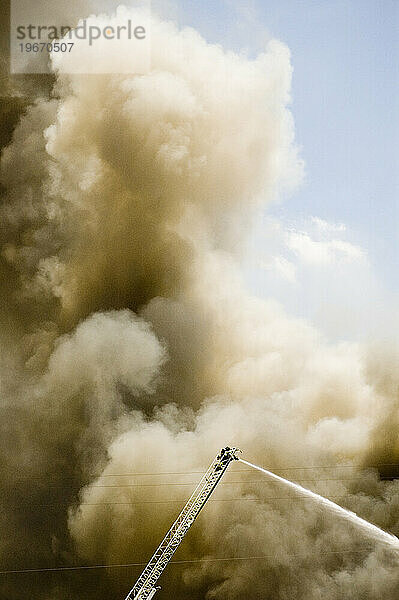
[0,5,398,600]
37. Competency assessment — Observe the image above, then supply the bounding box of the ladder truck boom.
[124,446,241,600]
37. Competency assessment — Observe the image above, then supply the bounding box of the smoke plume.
[0,5,398,600]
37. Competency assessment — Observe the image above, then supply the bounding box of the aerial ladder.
[124,446,241,600]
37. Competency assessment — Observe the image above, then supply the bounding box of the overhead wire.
[100,463,399,477]
[9,464,398,485]
[3,495,354,510]
[78,495,352,505]
[89,477,391,488]
[0,549,375,575]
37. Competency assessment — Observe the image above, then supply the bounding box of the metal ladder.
[124,447,241,600]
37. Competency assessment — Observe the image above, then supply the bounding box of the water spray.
[239,458,399,552]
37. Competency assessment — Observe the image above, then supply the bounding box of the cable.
[0,549,375,576]
[78,495,351,505]
[26,495,350,508]
[101,463,399,477]
[0,495,371,510]
[11,475,395,488]
[10,465,398,484]
[89,477,383,488]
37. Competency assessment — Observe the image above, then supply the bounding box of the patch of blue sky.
[151,0,398,340]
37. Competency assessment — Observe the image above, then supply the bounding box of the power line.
[101,463,399,477]
[10,465,398,485]
[10,495,352,510]
[79,495,351,505]
[89,477,383,488]
[0,549,375,576]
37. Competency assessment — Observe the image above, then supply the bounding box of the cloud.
[310,216,346,233]
[286,229,365,265]
[260,254,297,282]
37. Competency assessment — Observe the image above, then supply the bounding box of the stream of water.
[239,458,399,552]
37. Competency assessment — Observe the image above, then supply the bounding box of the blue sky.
[151,1,398,341]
